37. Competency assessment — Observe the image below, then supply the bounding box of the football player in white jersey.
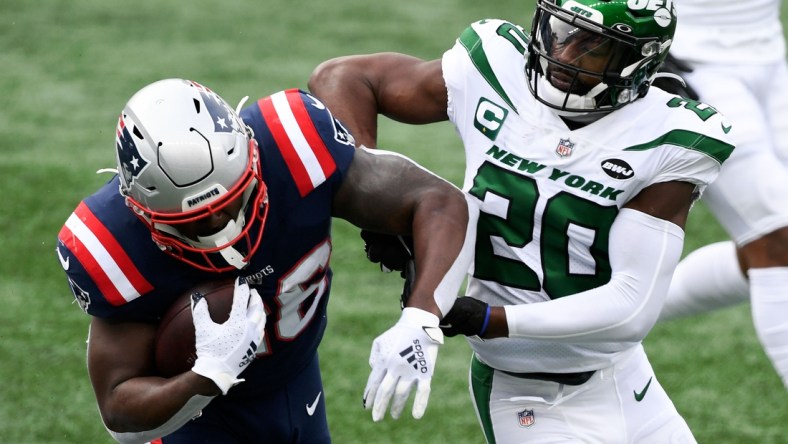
[310,0,734,442]
[655,0,788,391]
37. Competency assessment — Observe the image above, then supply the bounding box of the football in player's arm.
[56,79,477,443]
[309,0,735,442]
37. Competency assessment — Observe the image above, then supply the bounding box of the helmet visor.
[534,9,640,96]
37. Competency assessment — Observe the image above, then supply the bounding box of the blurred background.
[1,0,785,442]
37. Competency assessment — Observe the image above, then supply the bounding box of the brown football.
[154,278,236,377]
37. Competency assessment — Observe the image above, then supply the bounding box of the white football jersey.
[671,0,784,63]
[442,19,734,373]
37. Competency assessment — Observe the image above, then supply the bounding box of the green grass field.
[1,0,786,442]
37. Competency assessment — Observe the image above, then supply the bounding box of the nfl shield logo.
[556,138,575,158]
[517,409,535,428]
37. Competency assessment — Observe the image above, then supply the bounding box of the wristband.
[479,305,491,337]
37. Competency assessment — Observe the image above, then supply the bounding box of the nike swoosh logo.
[634,377,653,402]
[307,95,326,110]
[56,247,70,270]
[306,391,322,416]
[721,123,732,134]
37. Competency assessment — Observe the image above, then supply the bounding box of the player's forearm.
[409,193,479,317]
[106,393,214,444]
[99,371,218,434]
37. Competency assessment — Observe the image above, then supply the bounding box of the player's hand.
[190,276,266,395]
[360,230,413,274]
[653,53,699,100]
[363,307,443,421]
[440,297,490,338]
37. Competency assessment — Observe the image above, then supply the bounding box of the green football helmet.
[525,0,677,116]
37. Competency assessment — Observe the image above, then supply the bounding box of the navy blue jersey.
[56,89,356,395]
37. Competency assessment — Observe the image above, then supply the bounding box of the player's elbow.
[308,56,357,96]
[99,408,132,436]
[418,185,470,226]
[100,409,162,444]
[612,317,656,343]
[97,399,153,436]
[605,279,661,343]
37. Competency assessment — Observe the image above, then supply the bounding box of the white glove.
[363,307,444,421]
[191,277,266,395]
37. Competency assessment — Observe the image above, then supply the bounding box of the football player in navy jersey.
[56,78,477,443]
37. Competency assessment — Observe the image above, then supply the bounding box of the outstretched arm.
[332,146,477,422]
[332,146,475,317]
[444,181,696,343]
[309,53,448,148]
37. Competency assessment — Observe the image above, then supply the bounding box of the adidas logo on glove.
[399,340,428,373]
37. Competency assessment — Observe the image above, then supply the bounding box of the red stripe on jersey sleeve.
[258,96,314,197]
[75,203,154,297]
[284,89,337,178]
[58,224,127,307]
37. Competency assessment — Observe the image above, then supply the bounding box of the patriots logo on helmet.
[200,90,242,134]
[116,115,149,187]
[188,79,242,135]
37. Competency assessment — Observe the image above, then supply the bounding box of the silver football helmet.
[115,78,268,272]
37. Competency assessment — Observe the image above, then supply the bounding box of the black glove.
[360,230,415,309]
[440,297,491,337]
[652,53,700,100]
[400,259,415,310]
[360,230,414,273]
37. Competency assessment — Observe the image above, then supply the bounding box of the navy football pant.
[161,353,330,443]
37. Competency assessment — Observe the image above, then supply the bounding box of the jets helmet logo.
[116,115,149,188]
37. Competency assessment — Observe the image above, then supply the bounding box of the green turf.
[2,0,785,442]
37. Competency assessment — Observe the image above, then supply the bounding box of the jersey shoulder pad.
[56,179,190,319]
[445,19,530,114]
[641,89,735,166]
[57,184,153,310]
[245,89,356,197]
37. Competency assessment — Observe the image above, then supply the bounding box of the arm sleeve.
[505,208,684,343]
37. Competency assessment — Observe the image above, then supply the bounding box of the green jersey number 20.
[469,162,618,299]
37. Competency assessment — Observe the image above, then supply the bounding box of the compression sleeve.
[505,208,684,343]
[107,394,214,444]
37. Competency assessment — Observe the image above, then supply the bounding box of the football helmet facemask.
[526,0,676,116]
[115,78,268,272]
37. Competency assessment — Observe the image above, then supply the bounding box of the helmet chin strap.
[154,212,250,269]
[195,218,248,269]
[536,74,608,116]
